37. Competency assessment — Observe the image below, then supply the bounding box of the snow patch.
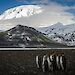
[0,5,43,20]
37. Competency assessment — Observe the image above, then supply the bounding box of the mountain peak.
[16,24,24,27]
[0,24,55,48]
[50,22,64,29]
[0,5,43,20]
[54,22,63,26]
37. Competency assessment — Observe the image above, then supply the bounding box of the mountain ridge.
[0,24,68,48]
[38,22,75,46]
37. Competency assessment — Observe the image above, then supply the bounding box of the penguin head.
[50,55,54,61]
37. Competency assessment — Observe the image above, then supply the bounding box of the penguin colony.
[36,52,66,72]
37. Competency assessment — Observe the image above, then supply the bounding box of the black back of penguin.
[62,55,66,70]
[52,55,57,71]
[44,59,49,72]
[38,55,43,69]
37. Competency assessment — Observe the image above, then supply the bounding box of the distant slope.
[38,22,75,46]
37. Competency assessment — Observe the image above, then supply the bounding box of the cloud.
[0,2,75,30]
[8,1,75,26]
[50,0,75,6]
[16,0,50,5]
[16,0,75,6]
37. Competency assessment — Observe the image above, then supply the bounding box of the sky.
[0,0,75,14]
[0,0,75,30]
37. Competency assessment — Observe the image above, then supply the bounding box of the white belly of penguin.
[47,57,53,71]
[56,56,60,69]
[60,56,64,70]
[42,55,46,72]
[36,56,39,68]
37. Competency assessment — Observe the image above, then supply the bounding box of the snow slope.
[0,5,42,20]
[38,22,75,46]
[38,22,64,35]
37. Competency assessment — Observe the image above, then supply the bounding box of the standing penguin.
[42,55,48,72]
[36,55,43,69]
[52,53,57,71]
[47,55,53,71]
[56,54,61,70]
[60,54,66,71]
[36,55,40,68]
[49,53,55,71]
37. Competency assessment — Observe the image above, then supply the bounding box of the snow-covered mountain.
[0,5,42,20]
[0,24,68,48]
[38,22,64,35]
[38,22,75,46]
[0,5,75,47]
[0,24,58,48]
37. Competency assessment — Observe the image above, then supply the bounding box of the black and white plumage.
[48,54,54,71]
[52,54,57,71]
[36,55,40,68]
[42,55,46,72]
[36,55,43,69]
[36,52,66,72]
[60,54,66,71]
[56,55,61,70]
[47,56,52,71]
[42,55,49,72]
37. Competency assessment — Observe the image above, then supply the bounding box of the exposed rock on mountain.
[0,24,67,48]
[0,25,58,48]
